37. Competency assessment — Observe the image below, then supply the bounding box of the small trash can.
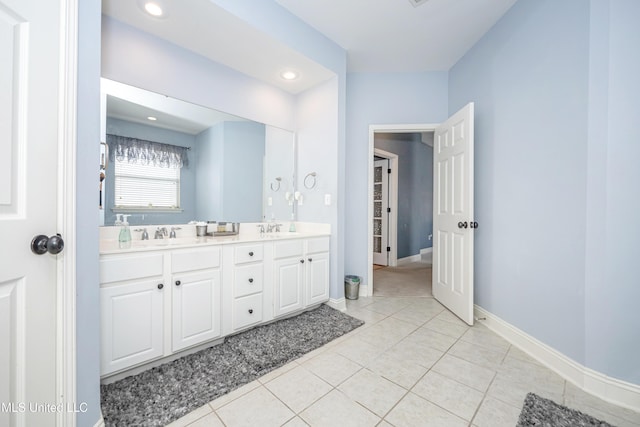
[344,275,361,300]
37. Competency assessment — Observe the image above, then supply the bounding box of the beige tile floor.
[167,295,640,427]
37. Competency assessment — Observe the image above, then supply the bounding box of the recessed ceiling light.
[147,116,157,121]
[144,2,163,17]
[280,70,299,81]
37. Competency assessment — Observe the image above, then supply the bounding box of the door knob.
[31,234,64,255]
[470,221,479,229]
[457,222,468,229]
[175,280,181,286]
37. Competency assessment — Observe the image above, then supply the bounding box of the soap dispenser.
[118,214,132,249]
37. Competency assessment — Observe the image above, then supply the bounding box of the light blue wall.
[76,0,102,425]
[195,125,224,220]
[345,72,448,283]
[374,133,433,258]
[584,0,640,385]
[221,121,265,222]
[194,121,265,222]
[449,0,589,367]
[449,0,640,385]
[104,118,197,226]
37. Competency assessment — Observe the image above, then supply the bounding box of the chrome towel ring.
[304,172,317,189]
[270,177,282,192]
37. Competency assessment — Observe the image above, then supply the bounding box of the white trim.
[396,254,422,265]
[93,417,105,427]
[56,0,78,426]
[368,124,439,297]
[475,305,640,412]
[326,297,347,312]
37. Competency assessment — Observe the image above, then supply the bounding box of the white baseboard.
[397,248,432,266]
[420,247,432,256]
[94,415,105,427]
[326,297,346,312]
[475,305,640,412]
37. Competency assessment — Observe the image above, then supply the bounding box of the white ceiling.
[276,0,517,72]
[102,0,517,93]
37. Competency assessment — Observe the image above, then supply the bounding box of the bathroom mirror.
[99,79,295,226]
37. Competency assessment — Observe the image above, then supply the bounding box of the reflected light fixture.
[144,2,163,17]
[280,70,299,81]
[147,116,157,121]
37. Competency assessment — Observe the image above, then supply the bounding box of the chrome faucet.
[169,227,181,239]
[154,227,167,239]
[134,228,149,240]
[266,223,283,233]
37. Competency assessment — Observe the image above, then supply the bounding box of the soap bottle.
[118,214,132,249]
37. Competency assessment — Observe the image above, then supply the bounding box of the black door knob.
[175,280,181,286]
[300,259,305,264]
[31,234,64,255]
[248,251,254,256]
[157,283,164,290]
[308,258,313,262]
[248,278,254,283]
[457,222,468,229]
[248,309,253,314]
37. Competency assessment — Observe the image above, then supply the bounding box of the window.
[114,160,180,209]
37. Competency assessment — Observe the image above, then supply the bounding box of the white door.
[373,159,389,265]
[0,0,65,425]
[273,258,304,317]
[432,103,475,325]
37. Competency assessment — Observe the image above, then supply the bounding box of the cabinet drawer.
[233,293,263,331]
[172,247,221,273]
[273,240,304,259]
[306,237,330,254]
[234,244,263,264]
[100,253,164,284]
[234,264,263,297]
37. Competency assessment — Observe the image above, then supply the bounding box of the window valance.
[107,134,189,169]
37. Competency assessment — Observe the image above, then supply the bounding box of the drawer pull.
[157,283,164,290]
[175,280,181,286]
[249,251,254,256]
[248,309,254,314]
[248,278,254,283]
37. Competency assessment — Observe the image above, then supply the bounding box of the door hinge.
[387,207,391,213]
[386,246,391,252]
[387,168,391,174]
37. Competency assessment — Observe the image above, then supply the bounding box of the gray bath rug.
[100,304,363,426]
[517,393,615,426]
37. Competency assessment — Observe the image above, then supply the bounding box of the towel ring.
[304,172,317,190]
[270,177,282,192]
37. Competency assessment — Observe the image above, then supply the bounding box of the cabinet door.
[306,251,330,306]
[273,257,304,317]
[172,269,221,352]
[100,279,164,375]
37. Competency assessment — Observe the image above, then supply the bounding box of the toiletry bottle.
[119,215,132,249]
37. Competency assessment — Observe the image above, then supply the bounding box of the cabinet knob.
[175,280,181,286]
[157,283,164,290]
[249,251,254,256]
[308,258,313,262]
[248,309,254,314]
[248,278,254,283]
[300,259,305,264]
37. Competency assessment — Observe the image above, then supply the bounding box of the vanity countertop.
[99,223,330,255]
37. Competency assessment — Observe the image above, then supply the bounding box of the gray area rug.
[100,304,364,426]
[517,393,615,426]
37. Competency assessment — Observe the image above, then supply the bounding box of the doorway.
[367,124,438,297]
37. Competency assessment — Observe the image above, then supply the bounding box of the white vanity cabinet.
[171,247,222,352]
[273,237,330,318]
[305,237,331,306]
[99,253,165,376]
[228,243,265,332]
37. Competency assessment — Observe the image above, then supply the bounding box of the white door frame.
[57,0,78,425]
[367,124,438,297]
[372,150,397,267]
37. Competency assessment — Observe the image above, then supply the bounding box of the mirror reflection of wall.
[100,79,296,226]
